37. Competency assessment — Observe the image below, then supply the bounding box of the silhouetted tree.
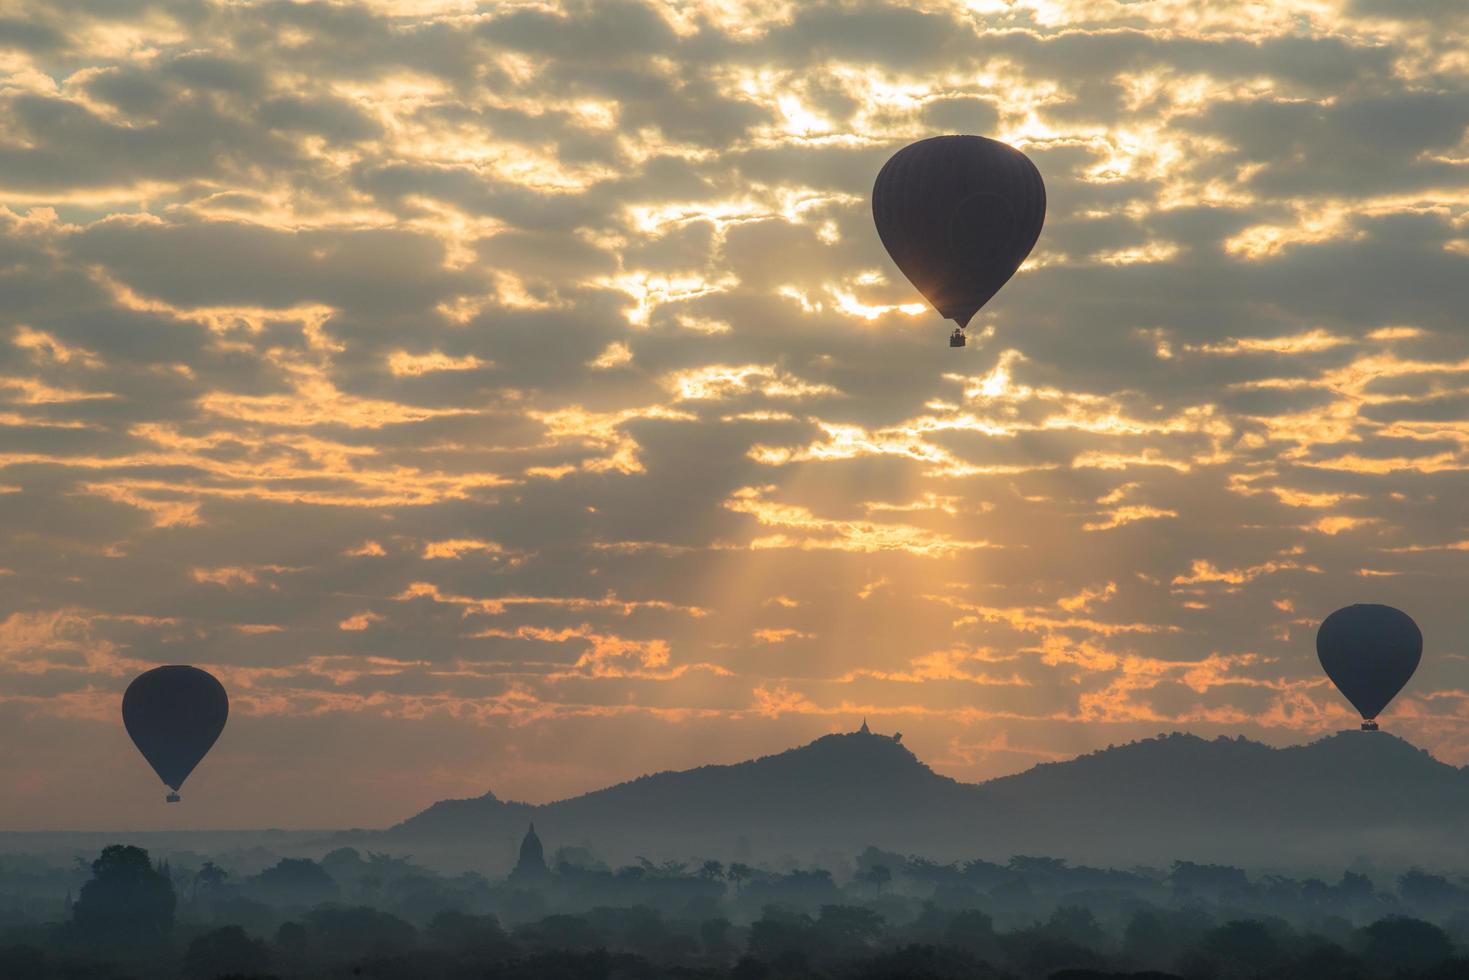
[859,944,1001,979]
[1009,855,1067,876]
[1399,868,1465,909]
[1043,905,1109,951]
[858,864,892,895]
[494,949,652,980]
[636,856,688,877]
[1190,919,1280,978]
[515,913,601,952]
[207,895,275,935]
[0,945,48,980]
[815,904,885,957]
[727,862,754,896]
[195,861,228,895]
[1311,913,1357,948]
[730,954,771,980]
[365,850,423,881]
[503,884,547,923]
[184,925,271,979]
[319,848,367,897]
[72,845,175,947]
[1170,861,1249,900]
[748,905,814,962]
[1337,870,1375,904]
[1000,929,1104,977]
[1284,943,1367,980]
[943,908,997,957]
[275,920,307,957]
[1359,915,1453,972]
[1122,907,1211,969]
[701,917,733,955]
[252,857,338,906]
[626,907,681,955]
[552,845,607,873]
[961,858,1008,887]
[304,905,416,959]
[745,867,836,907]
[856,846,905,875]
[1299,876,1330,908]
[990,874,1032,905]
[320,847,363,869]
[904,856,960,885]
[427,908,508,956]
[1258,873,1300,906]
[36,836,1469,980]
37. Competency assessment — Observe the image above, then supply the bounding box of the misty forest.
[9,726,1469,978]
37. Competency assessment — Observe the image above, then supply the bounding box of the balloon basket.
[1360,720,1379,732]
[166,793,181,803]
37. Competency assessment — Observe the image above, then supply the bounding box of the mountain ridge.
[373,727,1469,871]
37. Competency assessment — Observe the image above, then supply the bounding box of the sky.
[1,0,1468,831]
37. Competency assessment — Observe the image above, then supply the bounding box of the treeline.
[6,844,1469,978]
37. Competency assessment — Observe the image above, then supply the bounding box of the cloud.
[725,485,1000,556]
[421,539,508,560]
[2,0,1469,827]
[664,363,839,401]
[338,611,385,632]
[387,350,489,376]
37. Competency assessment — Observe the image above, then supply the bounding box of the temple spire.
[859,717,870,735]
[510,822,549,883]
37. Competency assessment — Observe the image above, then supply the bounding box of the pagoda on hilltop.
[855,718,901,742]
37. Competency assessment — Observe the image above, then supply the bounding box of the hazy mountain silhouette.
[980,730,1468,867]
[372,727,1469,870]
[385,729,983,862]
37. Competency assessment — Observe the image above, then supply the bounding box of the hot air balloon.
[122,665,229,802]
[1316,604,1421,731]
[872,135,1046,348]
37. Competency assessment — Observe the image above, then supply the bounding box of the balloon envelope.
[872,135,1046,329]
[122,666,229,792]
[1316,604,1421,723]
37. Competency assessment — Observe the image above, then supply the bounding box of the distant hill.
[370,727,1469,872]
[980,730,1469,868]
